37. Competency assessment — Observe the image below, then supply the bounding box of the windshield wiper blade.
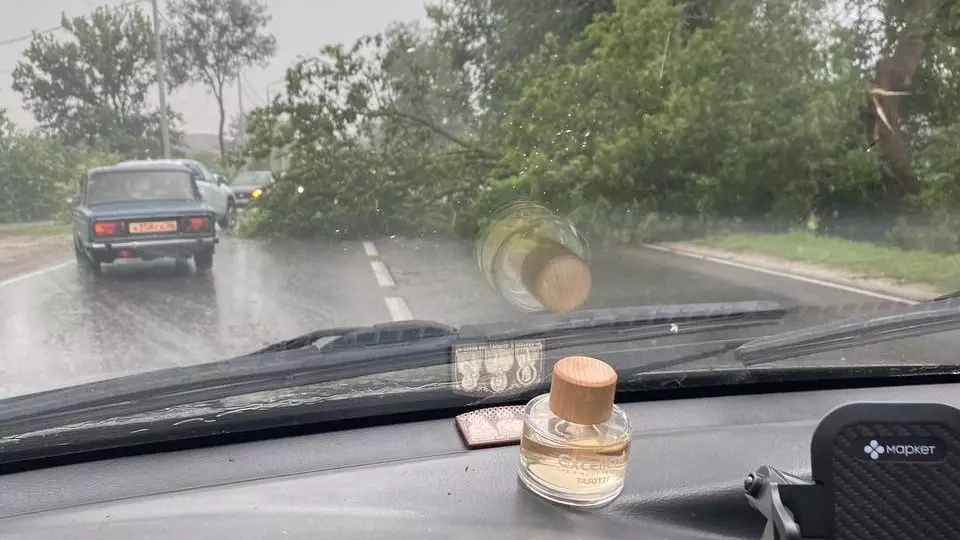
[248,301,786,355]
[736,300,960,366]
[926,291,960,303]
[245,320,456,355]
[0,301,785,438]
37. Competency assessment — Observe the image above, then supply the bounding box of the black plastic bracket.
[745,402,960,540]
[744,466,823,540]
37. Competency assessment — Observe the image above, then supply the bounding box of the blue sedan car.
[72,162,219,275]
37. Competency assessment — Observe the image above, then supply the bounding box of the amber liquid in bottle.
[518,357,631,508]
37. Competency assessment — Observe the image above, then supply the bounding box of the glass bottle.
[475,200,591,313]
[518,355,631,508]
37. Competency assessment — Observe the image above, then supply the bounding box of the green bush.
[0,131,119,224]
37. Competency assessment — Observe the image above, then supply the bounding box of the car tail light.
[93,221,121,237]
[184,216,211,232]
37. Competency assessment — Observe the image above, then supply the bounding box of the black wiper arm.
[927,290,960,303]
[244,320,456,355]
[0,301,785,439]
[461,300,784,343]
[248,301,786,355]
[736,300,960,366]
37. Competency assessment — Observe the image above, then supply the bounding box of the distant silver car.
[121,159,238,229]
[229,170,276,207]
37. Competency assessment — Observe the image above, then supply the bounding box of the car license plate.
[129,221,178,234]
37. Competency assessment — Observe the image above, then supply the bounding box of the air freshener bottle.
[518,355,631,507]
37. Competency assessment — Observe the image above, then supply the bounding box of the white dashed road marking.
[361,240,411,321]
[385,297,413,321]
[370,260,396,287]
[362,241,379,257]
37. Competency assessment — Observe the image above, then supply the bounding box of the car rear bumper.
[89,237,217,260]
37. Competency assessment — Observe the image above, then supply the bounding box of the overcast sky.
[0,0,427,133]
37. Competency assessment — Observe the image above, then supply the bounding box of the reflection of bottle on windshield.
[476,200,591,313]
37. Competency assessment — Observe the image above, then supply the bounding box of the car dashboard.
[1,381,957,540]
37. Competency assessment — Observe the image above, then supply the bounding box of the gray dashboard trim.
[1,382,957,539]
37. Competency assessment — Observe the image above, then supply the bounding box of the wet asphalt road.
[1,236,956,399]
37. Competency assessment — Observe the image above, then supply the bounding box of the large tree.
[426,0,614,117]
[239,0,960,250]
[165,0,276,165]
[858,0,941,214]
[11,5,182,157]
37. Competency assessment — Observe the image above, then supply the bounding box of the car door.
[214,174,234,200]
[186,162,226,217]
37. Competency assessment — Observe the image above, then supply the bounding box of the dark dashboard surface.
[2,381,957,539]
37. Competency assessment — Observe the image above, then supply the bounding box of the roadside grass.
[0,223,71,237]
[695,232,960,292]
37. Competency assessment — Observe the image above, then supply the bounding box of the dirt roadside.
[0,232,73,284]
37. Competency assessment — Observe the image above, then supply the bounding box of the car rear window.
[87,170,197,205]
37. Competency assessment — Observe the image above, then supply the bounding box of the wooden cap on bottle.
[520,239,592,314]
[548,356,617,425]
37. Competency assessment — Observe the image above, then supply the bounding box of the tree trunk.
[866,0,937,214]
[215,92,227,169]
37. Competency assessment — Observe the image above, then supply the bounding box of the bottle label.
[557,453,628,471]
[542,448,630,488]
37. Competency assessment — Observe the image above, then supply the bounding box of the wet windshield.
[87,170,196,205]
[231,171,271,186]
[1,0,960,430]
[231,171,272,187]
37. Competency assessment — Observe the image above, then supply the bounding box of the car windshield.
[86,170,196,205]
[231,171,271,186]
[2,0,960,444]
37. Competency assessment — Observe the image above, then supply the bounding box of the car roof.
[117,158,198,166]
[90,161,194,176]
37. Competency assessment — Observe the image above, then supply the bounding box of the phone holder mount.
[745,402,960,540]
